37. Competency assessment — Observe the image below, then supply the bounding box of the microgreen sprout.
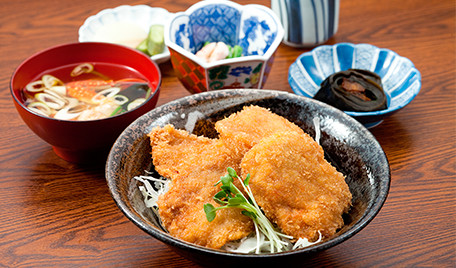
[204,167,293,253]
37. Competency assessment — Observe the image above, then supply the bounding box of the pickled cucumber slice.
[136,39,148,53]
[146,24,164,56]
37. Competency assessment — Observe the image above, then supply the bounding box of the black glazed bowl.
[105,89,390,266]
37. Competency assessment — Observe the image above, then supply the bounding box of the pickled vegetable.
[146,24,165,56]
[136,24,165,57]
[314,69,387,112]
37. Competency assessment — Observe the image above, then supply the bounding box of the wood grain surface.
[0,0,454,267]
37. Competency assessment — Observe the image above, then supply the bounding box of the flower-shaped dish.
[164,0,284,93]
[79,5,172,64]
[289,43,421,128]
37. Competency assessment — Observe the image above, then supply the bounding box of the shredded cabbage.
[134,172,170,209]
[313,117,321,145]
[184,111,204,133]
[292,231,322,250]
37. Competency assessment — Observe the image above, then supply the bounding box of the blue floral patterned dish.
[289,43,421,128]
[165,0,284,93]
[172,3,279,57]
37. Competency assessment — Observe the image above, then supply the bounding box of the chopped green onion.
[91,87,121,103]
[25,80,46,93]
[127,98,146,111]
[145,87,151,99]
[54,104,85,120]
[27,102,51,116]
[109,105,124,117]
[70,63,94,77]
[42,74,64,88]
[35,92,66,110]
[113,94,129,105]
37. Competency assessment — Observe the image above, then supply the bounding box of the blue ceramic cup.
[271,0,339,47]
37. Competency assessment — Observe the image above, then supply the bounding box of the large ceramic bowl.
[106,89,390,266]
[164,0,284,94]
[79,5,172,64]
[10,42,161,164]
[289,43,421,128]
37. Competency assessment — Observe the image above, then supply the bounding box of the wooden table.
[0,0,454,267]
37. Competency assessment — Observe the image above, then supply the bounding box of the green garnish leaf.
[204,203,217,222]
[214,190,227,200]
[242,210,257,219]
[213,191,228,205]
[203,167,290,253]
[231,45,243,58]
[227,167,237,178]
[227,45,243,59]
[244,173,251,186]
[235,193,248,203]
[227,195,244,206]
[220,185,231,193]
[221,174,232,186]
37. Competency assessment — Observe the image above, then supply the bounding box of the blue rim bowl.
[289,43,421,128]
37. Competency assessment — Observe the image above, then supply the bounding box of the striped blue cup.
[271,0,339,47]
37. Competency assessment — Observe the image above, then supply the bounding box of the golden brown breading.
[215,105,305,159]
[148,125,253,249]
[240,131,352,241]
[148,106,352,249]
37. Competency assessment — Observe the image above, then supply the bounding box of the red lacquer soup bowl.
[10,42,161,164]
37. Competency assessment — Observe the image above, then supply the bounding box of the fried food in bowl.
[106,89,390,266]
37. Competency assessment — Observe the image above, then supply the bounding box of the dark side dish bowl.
[105,89,390,266]
[10,42,161,164]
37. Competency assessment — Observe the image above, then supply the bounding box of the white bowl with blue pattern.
[289,43,421,128]
[164,0,284,94]
[79,5,172,64]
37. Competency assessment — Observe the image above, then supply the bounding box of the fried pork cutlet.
[148,125,253,249]
[240,131,352,241]
[215,105,305,159]
[148,106,352,249]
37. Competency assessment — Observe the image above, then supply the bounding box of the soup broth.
[23,62,154,121]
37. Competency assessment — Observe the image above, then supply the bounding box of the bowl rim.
[106,88,391,258]
[10,41,162,124]
[164,0,284,68]
[78,4,172,64]
[288,42,422,117]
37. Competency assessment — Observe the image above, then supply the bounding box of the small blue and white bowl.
[79,5,172,64]
[289,43,421,128]
[165,0,284,94]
